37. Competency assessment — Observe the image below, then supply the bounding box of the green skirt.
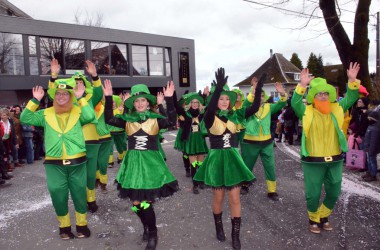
[116,150,178,201]
[174,128,185,151]
[183,131,208,155]
[194,147,255,188]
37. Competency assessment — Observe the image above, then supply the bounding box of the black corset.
[209,133,237,149]
[128,130,158,151]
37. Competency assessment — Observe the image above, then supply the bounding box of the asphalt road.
[0,131,379,250]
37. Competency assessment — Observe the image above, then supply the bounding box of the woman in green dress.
[194,68,264,250]
[103,80,178,250]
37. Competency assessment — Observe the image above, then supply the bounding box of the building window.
[270,91,279,98]
[91,41,110,75]
[165,48,171,77]
[132,45,148,76]
[0,32,25,75]
[294,73,300,81]
[29,36,38,75]
[111,43,128,75]
[148,46,164,76]
[40,37,62,75]
[64,39,85,74]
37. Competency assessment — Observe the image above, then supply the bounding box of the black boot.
[145,229,158,250]
[87,201,99,213]
[231,217,241,250]
[76,225,91,238]
[59,226,75,240]
[141,204,158,249]
[143,225,149,241]
[213,212,226,241]
[183,154,191,177]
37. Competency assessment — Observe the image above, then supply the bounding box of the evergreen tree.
[290,53,303,70]
[314,54,325,77]
[306,53,318,76]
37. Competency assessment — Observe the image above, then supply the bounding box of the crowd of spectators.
[0,104,45,186]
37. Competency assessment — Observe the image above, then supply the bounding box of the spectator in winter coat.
[361,111,380,182]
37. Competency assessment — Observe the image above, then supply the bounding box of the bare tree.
[244,0,377,98]
[74,9,104,27]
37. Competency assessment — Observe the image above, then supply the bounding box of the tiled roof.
[234,53,301,87]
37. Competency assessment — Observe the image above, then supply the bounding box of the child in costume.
[108,95,127,168]
[240,79,288,199]
[173,93,191,177]
[291,62,360,234]
[21,79,95,240]
[194,68,264,250]
[50,59,103,212]
[181,92,208,194]
[103,80,178,250]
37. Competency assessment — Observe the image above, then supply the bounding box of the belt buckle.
[63,160,71,165]
[324,156,333,162]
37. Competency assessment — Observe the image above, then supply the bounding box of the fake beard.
[53,97,73,114]
[314,99,331,114]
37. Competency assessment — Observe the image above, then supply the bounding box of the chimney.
[270,49,273,58]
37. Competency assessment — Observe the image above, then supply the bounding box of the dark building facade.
[0,13,196,105]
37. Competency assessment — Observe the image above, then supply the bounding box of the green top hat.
[306,77,336,104]
[112,95,122,108]
[206,84,237,107]
[185,92,204,105]
[72,71,93,95]
[47,78,76,100]
[124,84,156,109]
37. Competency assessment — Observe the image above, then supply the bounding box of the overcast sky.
[10,0,380,91]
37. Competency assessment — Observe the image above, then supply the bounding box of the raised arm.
[338,62,360,112]
[158,81,177,129]
[204,67,228,129]
[291,68,312,119]
[102,79,126,128]
[20,86,46,127]
[245,74,265,118]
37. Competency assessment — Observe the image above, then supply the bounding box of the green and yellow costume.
[21,79,95,237]
[241,91,287,193]
[291,78,359,224]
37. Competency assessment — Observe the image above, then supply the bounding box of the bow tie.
[218,110,229,117]
[137,111,150,120]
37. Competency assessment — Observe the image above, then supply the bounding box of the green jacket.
[20,98,95,158]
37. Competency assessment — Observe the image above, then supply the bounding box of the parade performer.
[240,79,288,198]
[291,62,360,234]
[21,79,95,239]
[108,95,127,168]
[173,93,191,177]
[103,80,178,250]
[50,59,103,213]
[232,88,246,145]
[181,92,208,194]
[194,68,263,250]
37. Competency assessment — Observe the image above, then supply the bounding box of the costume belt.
[44,156,87,166]
[301,155,343,163]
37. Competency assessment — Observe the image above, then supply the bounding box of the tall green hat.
[47,78,76,100]
[72,71,93,95]
[124,84,156,109]
[112,95,122,108]
[249,86,269,102]
[185,92,204,105]
[206,85,237,107]
[306,77,336,104]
